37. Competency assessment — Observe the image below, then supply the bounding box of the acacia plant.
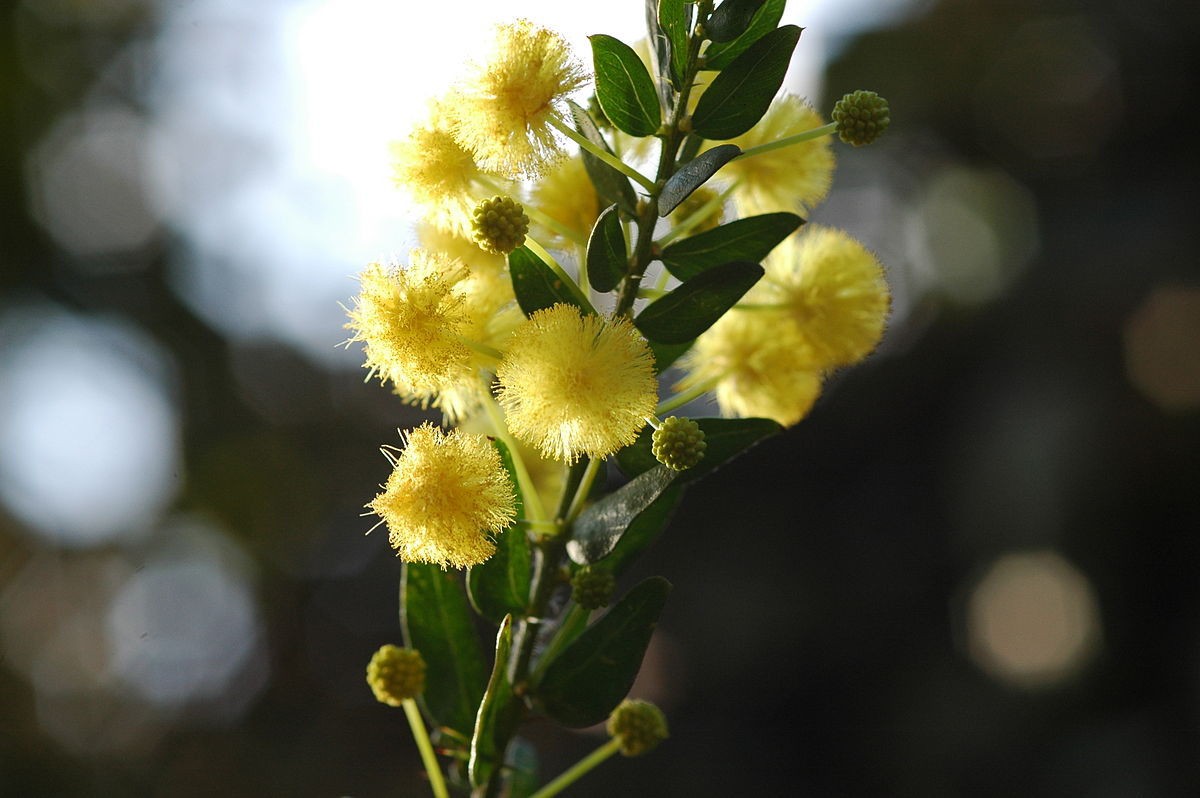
[347,1,890,794]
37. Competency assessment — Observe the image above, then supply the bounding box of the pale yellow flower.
[496,304,658,462]
[715,94,835,217]
[451,20,589,177]
[756,225,890,368]
[369,424,517,569]
[678,312,823,427]
[527,156,600,248]
[416,221,507,279]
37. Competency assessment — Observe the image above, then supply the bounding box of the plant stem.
[734,122,837,160]
[403,698,450,798]
[525,237,597,315]
[529,739,623,798]
[548,115,657,192]
[656,373,722,415]
[656,179,739,246]
[564,456,603,524]
[480,389,548,525]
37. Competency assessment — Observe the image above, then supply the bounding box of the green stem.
[637,287,667,299]
[525,237,598,315]
[453,334,504,361]
[733,302,789,311]
[564,456,603,524]
[734,122,837,160]
[480,389,548,525]
[403,698,450,798]
[529,739,623,798]
[656,179,739,247]
[656,373,722,415]
[548,114,657,192]
[529,602,589,685]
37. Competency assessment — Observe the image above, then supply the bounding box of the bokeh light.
[1123,285,1200,412]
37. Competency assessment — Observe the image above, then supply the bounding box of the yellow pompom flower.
[369,424,517,569]
[527,156,600,248]
[757,225,890,368]
[678,312,823,427]
[451,20,589,177]
[416,221,507,278]
[391,102,499,235]
[496,304,658,462]
[714,94,834,217]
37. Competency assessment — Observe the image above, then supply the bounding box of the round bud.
[832,90,890,147]
[366,644,426,706]
[471,196,530,255]
[571,567,616,610]
[651,416,706,471]
[606,699,669,757]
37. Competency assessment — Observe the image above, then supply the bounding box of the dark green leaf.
[586,205,627,293]
[702,0,786,70]
[401,564,488,736]
[567,465,676,565]
[706,0,767,42]
[567,100,638,216]
[508,246,584,317]
[504,738,539,798]
[469,616,522,788]
[692,25,801,139]
[635,260,763,343]
[590,34,661,137]
[467,441,531,624]
[536,577,672,727]
[657,0,692,89]
[650,339,693,373]
[601,483,685,576]
[658,144,741,216]
[616,416,784,480]
[661,212,803,279]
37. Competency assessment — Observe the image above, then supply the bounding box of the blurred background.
[2,0,1199,795]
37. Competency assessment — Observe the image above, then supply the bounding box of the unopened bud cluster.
[571,566,616,610]
[832,90,890,147]
[606,699,669,756]
[652,416,706,471]
[366,644,426,706]
[471,196,530,254]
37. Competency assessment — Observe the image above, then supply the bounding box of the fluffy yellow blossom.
[496,304,658,462]
[715,94,834,217]
[391,103,496,235]
[527,156,600,248]
[757,225,890,367]
[416,221,507,278]
[369,424,517,569]
[451,20,588,177]
[678,312,823,427]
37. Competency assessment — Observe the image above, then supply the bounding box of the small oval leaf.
[586,205,628,293]
[590,34,662,137]
[469,616,521,788]
[702,0,786,70]
[508,246,585,317]
[692,25,802,140]
[657,0,692,88]
[567,100,638,216]
[658,144,741,216]
[401,564,488,736]
[634,260,764,344]
[706,0,767,42]
[536,577,672,727]
[661,212,803,280]
[567,465,676,565]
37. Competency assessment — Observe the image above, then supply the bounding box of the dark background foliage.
[2,1,1199,795]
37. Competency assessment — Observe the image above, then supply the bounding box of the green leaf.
[616,416,784,481]
[590,34,661,137]
[657,144,741,216]
[657,0,692,89]
[567,100,638,216]
[469,616,522,788]
[650,339,693,374]
[566,465,676,565]
[635,260,764,344]
[706,0,767,42]
[586,205,627,293]
[536,577,672,727]
[601,483,685,576]
[661,212,803,279]
[467,441,531,624]
[692,25,801,140]
[508,246,584,317]
[401,564,488,736]
[702,0,786,70]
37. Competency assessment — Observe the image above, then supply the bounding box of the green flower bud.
[651,416,706,471]
[571,566,616,610]
[606,699,668,757]
[366,644,426,706]
[471,195,530,255]
[832,90,890,147]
